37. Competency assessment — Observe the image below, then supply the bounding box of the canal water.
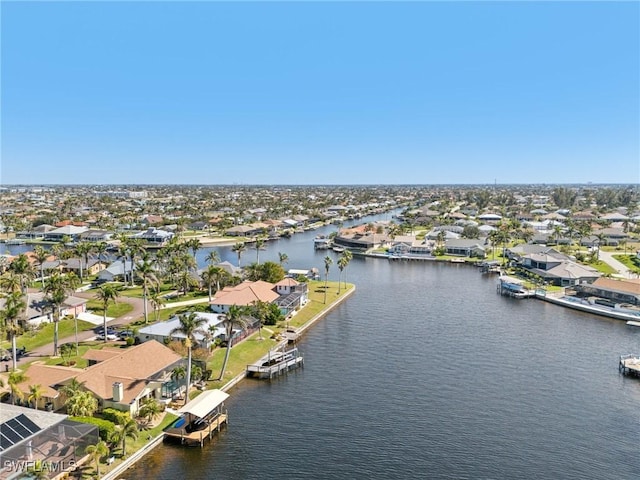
[5,217,640,479]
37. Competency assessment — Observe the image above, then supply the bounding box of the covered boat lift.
[163,389,229,447]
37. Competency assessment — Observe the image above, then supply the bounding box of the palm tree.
[28,384,44,410]
[95,284,120,343]
[149,286,166,322]
[186,238,201,264]
[205,250,221,265]
[278,252,289,267]
[135,255,158,324]
[59,377,86,400]
[8,370,27,405]
[33,245,49,286]
[66,389,98,417]
[44,272,75,356]
[8,254,35,294]
[0,291,26,370]
[253,237,266,264]
[85,440,109,479]
[138,397,162,426]
[169,312,208,404]
[323,256,333,304]
[112,416,138,458]
[340,250,353,289]
[231,242,246,268]
[94,241,109,267]
[217,305,251,381]
[201,265,225,303]
[74,242,93,282]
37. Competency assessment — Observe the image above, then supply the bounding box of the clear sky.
[1,1,638,185]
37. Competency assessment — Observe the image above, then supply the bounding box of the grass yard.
[588,260,618,275]
[613,254,640,275]
[1,318,96,352]
[86,300,134,318]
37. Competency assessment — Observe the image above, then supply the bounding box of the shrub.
[102,408,130,425]
[70,416,115,442]
[125,337,135,346]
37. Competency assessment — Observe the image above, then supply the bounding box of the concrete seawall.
[102,284,356,480]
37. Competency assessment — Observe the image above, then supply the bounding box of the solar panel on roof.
[0,414,42,451]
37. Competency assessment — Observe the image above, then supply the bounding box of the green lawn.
[1,318,96,352]
[588,260,618,275]
[86,300,133,318]
[205,280,353,389]
[613,254,640,275]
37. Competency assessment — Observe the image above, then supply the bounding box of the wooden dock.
[619,354,640,377]
[164,413,228,447]
[246,346,304,379]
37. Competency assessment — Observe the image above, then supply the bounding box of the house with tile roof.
[15,341,184,416]
[210,280,279,313]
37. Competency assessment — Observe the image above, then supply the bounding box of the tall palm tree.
[231,242,246,268]
[8,370,27,405]
[33,245,49,286]
[253,237,267,264]
[94,241,109,268]
[217,305,251,381]
[135,255,158,324]
[149,286,166,322]
[28,384,44,410]
[278,252,289,267]
[169,312,208,404]
[44,272,75,356]
[8,254,35,294]
[95,284,120,343]
[126,238,146,287]
[340,250,353,289]
[186,238,201,264]
[74,242,93,282]
[0,291,26,371]
[201,265,225,303]
[85,440,109,479]
[323,256,333,304]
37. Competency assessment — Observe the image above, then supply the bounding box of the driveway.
[598,250,634,279]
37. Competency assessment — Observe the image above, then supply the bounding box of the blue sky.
[1,1,638,185]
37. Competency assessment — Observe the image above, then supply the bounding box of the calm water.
[6,218,640,479]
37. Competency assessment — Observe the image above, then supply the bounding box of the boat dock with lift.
[246,345,304,379]
[619,354,640,377]
[163,389,229,447]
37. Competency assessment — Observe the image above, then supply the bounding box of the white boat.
[332,246,345,253]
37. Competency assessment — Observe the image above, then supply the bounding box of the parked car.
[96,332,119,341]
[117,329,134,340]
[94,326,117,335]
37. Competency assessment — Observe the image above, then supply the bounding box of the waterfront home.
[16,223,56,239]
[71,341,184,415]
[0,404,98,478]
[12,364,82,411]
[388,235,433,256]
[274,278,308,315]
[132,227,174,246]
[505,244,564,262]
[572,278,640,306]
[444,239,486,258]
[210,280,279,313]
[518,252,601,287]
[78,229,113,242]
[333,225,390,251]
[43,225,88,242]
[138,312,227,348]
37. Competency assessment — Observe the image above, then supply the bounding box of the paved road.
[9,294,211,368]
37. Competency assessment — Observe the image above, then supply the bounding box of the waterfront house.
[66,340,184,415]
[137,312,227,348]
[274,278,308,315]
[444,239,486,258]
[210,280,279,313]
[0,404,98,478]
[518,252,601,287]
[132,227,174,246]
[572,278,640,306]
[12,364,81,411]
[78,229,113,242]
[43,225,88,242]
